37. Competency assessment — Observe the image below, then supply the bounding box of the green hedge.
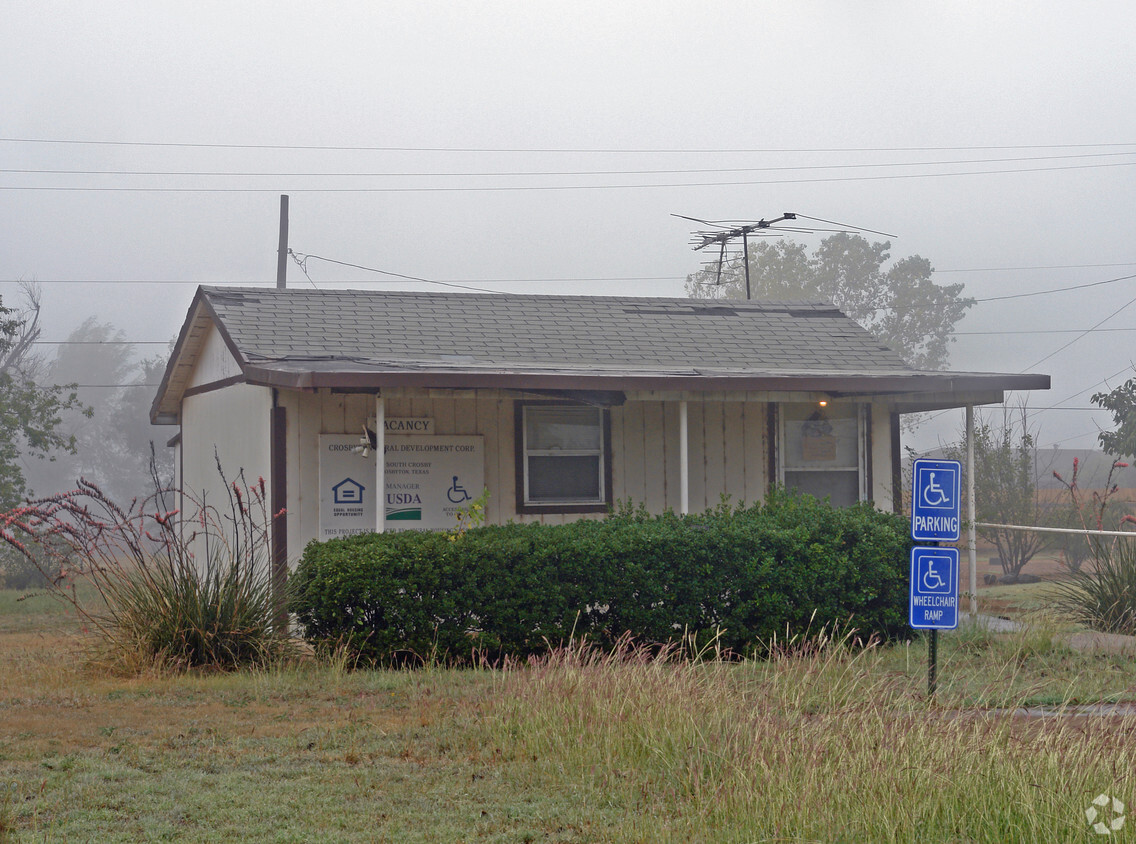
[288,490,915,663]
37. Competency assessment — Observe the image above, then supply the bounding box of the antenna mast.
[675,212,897,300]
[686,213,797,300]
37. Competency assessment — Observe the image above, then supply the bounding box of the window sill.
[516,502,610,515]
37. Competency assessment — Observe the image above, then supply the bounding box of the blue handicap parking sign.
[911,458,961,542]
[910,547,959,630]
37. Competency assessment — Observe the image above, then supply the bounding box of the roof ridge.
[198,284,838,309]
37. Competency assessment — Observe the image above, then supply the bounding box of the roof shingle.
[202,287,909,374]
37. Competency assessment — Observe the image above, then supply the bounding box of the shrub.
[289,489,914,664]
[1053,536,1136,635]
[0,459,294,671]
[1051,457,1136,634]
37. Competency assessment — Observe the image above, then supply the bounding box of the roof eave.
[240,364,1050,399]
[149,286,253,425]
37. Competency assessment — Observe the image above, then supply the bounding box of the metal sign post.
[910,547,960,694]
[910,459,962,698]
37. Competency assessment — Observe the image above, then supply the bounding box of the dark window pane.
[528,455,601,502]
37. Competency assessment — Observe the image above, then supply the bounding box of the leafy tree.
[944,408,1055,580]
[686,232,974,370]
[104,356,175,495]
[0,285,85,509]
[1092,375,1136,459]
[24,319,173,502]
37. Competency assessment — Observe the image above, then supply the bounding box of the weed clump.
[0,456,293,671]
[1051,457,1136,635]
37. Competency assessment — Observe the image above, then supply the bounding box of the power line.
[1024,406,1109,412]
[7,150,1135,179]
[33,340,169,345]
[0,280,681,290]
[927,363,1135,428]
[938,261,1136,274]
[956,328,1136,336]
[1023,365,1135,426]
[1040,431,1099,452]
[1025,291,1136,370]
[973,271,1136,303]
[4,137,1136,154]
[5,159,1136,193]
[6,259,1136,286]
[980,322,1136,427]
[290,251,502,295]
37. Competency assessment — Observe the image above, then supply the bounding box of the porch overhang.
[237,359,1048,415]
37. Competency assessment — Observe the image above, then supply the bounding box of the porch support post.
[679,399,689,516]
[966,404,977,617]
[375,393,385,534]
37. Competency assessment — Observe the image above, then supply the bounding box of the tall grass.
[490,634,1136,842]
[0,456,294,671]
[102,544,283,671]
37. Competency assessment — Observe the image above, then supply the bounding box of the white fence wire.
[975,522,1136,539]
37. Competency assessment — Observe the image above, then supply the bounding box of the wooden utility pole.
[276,195,289,289]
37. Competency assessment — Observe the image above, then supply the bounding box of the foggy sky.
[3,1,1136,458]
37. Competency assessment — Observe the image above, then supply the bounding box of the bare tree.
[945,406,1057,581]
[0,282,47,379]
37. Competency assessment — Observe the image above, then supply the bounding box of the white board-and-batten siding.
[173,333,895,562]
[187,323,242,386]
[179,324,274,527]
[612,397,770,515]
[285,388,776,552]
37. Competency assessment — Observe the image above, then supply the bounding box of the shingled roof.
[152,286,1049,423]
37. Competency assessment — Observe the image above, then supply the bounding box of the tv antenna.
[674,212,897,300]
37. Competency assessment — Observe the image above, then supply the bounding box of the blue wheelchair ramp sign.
[911,458,961,542]
[910,547,959,630]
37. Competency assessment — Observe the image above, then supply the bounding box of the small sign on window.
[801,435,837,462]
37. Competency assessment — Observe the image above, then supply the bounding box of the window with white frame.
[517,403,610,512]
[779,404,868,507]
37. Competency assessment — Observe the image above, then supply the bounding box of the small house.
[152,287,1049,571]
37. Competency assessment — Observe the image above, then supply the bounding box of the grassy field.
[2,586,1136,842]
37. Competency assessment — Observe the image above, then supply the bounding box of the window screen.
[780,405,865,507]
[523,405,605,504]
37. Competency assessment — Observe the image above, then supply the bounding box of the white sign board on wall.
[383,436,484,530]
[318,434,484,538]
[319,434,376,539]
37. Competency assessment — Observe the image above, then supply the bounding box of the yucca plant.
[1053,534,1136,635]
[1051,457,1136,635]
[0,454,294,671]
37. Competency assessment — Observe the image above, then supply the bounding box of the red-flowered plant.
[1052,457,1136,635]
[0,454,292,671]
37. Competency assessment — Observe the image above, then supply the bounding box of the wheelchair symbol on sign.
[922,559,948,592]
[921,472,950,507]
[447,476,471,504]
